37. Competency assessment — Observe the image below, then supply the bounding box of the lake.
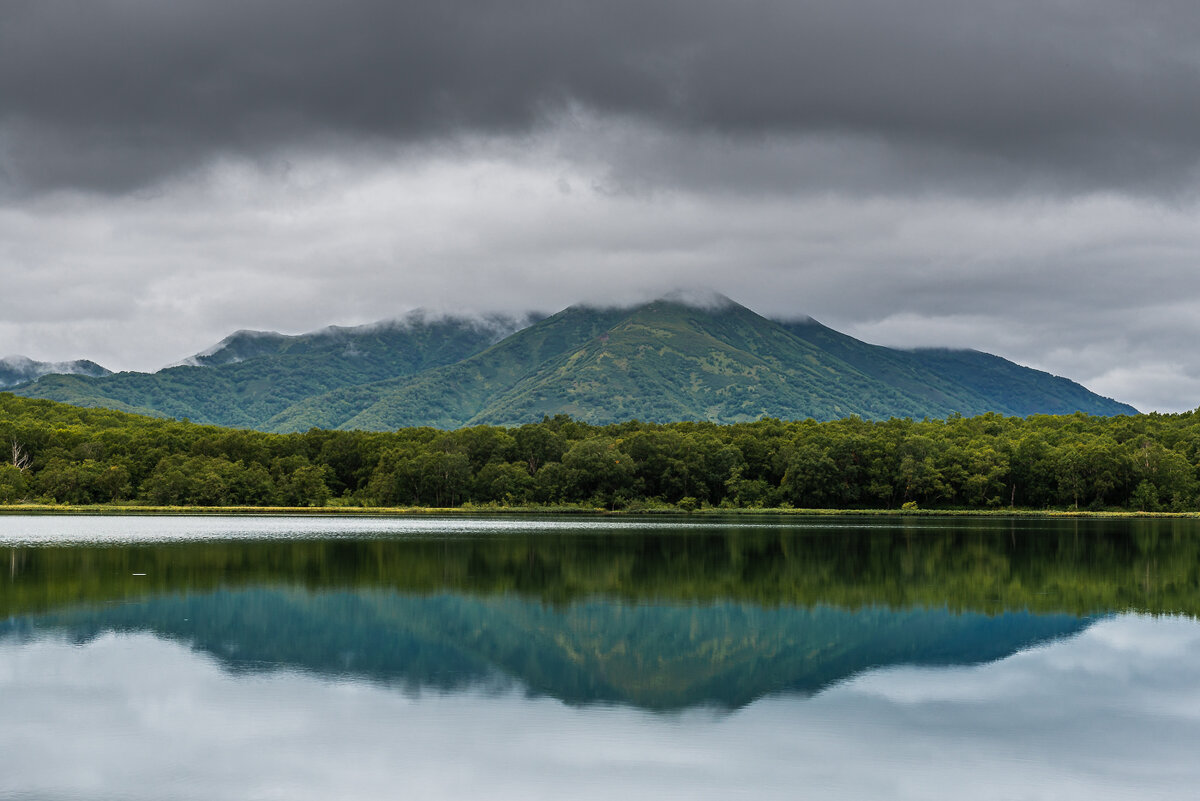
[2,514,1199,799]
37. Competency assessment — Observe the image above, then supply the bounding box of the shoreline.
[1,504,1197,519]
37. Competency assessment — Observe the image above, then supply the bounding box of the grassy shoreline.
[1,503,1198,519]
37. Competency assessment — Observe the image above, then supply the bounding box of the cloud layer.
[3,1,1199,410]
[6,0,1200,195]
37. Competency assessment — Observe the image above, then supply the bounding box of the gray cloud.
[3,1,1200,413]
[2,150,1199,410]
[3,0,1200,195]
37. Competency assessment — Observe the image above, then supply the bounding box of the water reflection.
[5,514,1198,615]
[3,616,1199,800]
[7,590,1090,709]
[2,515,1199,798]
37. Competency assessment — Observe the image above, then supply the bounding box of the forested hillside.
[778,318,1136,417]
[11,297,1134,430]
[1,394,1194,511]
[263,300,1138,430]
[15,313,524,428]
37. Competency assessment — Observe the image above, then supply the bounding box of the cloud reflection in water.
[2,614,1199,800]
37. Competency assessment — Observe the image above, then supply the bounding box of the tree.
[561,437,635,505]
[473,461,534,504]
[282,464,333,507]
[0,464,27,503]
[11,440,32,471]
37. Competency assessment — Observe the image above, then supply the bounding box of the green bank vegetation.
[3,393,1200,513]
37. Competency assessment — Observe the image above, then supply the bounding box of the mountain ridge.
[267,297,1134,431]
[14,313,531,428]
[179,310,535,368]
[0,356,111,391]
[777,317,1134,417]
[11,295,1136,430]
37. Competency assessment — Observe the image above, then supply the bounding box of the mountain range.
[7,295,1136,431]
[0,355,111,390]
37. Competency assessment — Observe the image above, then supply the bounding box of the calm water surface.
[2,514,1199,799]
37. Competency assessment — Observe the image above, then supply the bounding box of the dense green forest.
[2,393,1198,511]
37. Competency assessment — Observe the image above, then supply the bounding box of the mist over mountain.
[0,356,110,390]
[179,310,536,368]
[12,312,532,428]
[10,295,1135,430]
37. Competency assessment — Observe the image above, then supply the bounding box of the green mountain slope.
[266,304,631,431]
[273,298,1133,431]
[908,348,1136,416]
[469,300,946,425]
[13,313,525,428]
[777,318,1136,417]
[12,295,1135,431]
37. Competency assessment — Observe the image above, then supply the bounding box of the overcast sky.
[3,0,1200,411]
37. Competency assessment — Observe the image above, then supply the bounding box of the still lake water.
[2,514,1199,800]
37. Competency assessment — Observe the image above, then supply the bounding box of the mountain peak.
[566,290,743,319]
[656,288,739,310]
[11,295,1136,429]
[178,329,291,367]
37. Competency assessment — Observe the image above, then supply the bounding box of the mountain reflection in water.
[4,516,1200,800]
[4,515,1193,709]
[7,589,1090,709]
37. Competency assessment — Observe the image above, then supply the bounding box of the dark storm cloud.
[3,0,1200,194]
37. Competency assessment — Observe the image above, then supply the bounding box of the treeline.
[3,393,1200,511]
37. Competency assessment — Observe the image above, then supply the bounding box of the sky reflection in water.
[2,515,1199,798]
[2,616,1199,800]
